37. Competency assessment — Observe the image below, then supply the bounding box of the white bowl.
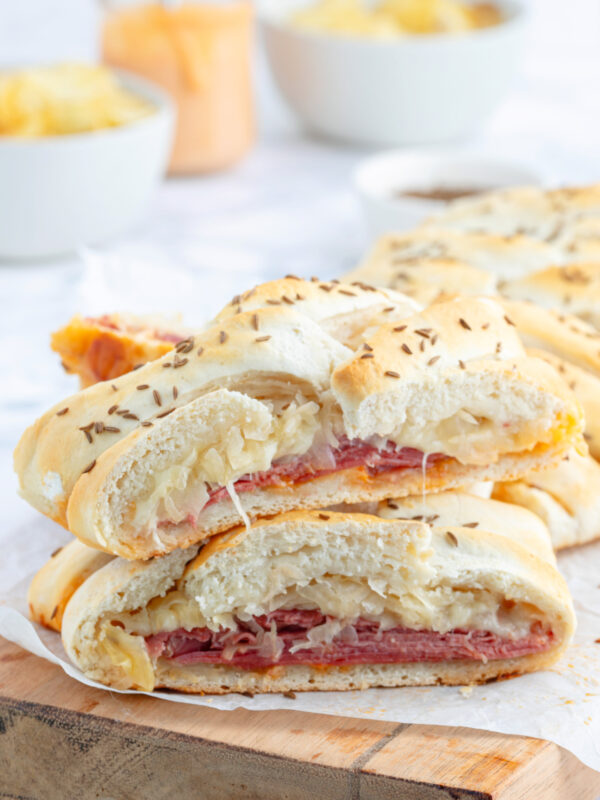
[260,0,527,146]
[355,149,542,239]
[0,70,175,260]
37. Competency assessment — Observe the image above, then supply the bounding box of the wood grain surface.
[0,636,598,799]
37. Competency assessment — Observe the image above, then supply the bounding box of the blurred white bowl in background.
[354,149,542,239]
[260,0,527,146]
[0,70,174,261]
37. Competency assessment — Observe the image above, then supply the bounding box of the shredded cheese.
[225,480,251,531]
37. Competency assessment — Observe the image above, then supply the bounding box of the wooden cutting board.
[1,636,599,800]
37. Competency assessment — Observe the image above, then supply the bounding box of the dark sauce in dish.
[395,186,494,203]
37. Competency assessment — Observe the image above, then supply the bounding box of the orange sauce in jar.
[102,2,255,174]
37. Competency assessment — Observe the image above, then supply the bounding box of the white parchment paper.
[1,516,599,772]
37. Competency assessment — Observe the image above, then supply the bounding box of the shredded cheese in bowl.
[290,0,503,38]
[0,63,154,137]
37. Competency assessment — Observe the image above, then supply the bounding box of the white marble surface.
[1,0,600,772]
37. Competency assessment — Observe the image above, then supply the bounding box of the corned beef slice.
[207,438,447,505]
[145,610,553,669]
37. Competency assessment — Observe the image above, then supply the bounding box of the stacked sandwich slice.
[17,278,581,693]
[33,507,573,694]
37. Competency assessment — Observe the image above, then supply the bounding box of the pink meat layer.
[145,610,553,669]
[207,438,447,506]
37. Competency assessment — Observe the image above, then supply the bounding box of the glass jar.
[101,1,255,174]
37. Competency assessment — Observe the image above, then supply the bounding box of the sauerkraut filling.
[142,610,554,669]
[135,394,329,536]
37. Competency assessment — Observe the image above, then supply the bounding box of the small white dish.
[354,149,543,239]
[260,0,527,146]
[0,69,174,261]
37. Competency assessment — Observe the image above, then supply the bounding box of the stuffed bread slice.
[15,306,351,531]
[346,254,600,459]
[493,448,600,550]
[51,279,420,388]
[60,509,575,693]
[52,313,194,388]
[17,277,418,539]
[16,297,584,560]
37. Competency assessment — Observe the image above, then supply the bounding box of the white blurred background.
[1,0,600,176]
[0,0,600,167]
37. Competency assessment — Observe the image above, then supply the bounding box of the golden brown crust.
[28,540,113,631]
[153,654,563,694]
[374,491,555,562]
[52,280,418,390]
[500,263,600,330]
[213,276,419,327]
[526,348,600,459]
[426,183,600,245]
[346,257,494,307]
[493,449,600,550]
[500,299,600,377]
[344,229,558,296]
[331,297,577,423]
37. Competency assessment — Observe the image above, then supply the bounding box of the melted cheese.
[384,400,574,465]
[100,623,155,691]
